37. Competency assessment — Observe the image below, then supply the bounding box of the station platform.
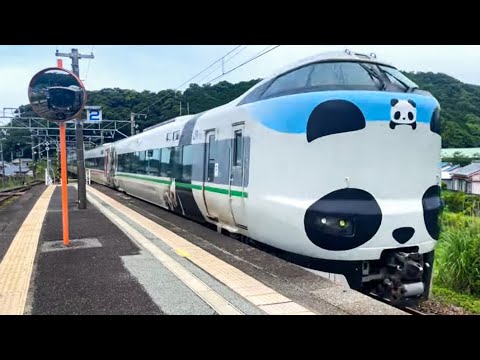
[0,183,406,315]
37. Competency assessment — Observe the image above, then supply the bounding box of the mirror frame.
[28,67,88,122]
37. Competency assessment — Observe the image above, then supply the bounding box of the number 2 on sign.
[89,110,100,121]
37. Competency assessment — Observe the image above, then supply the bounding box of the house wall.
[472,181,480,195]
[444,179,454,190]
[453,178,469,192]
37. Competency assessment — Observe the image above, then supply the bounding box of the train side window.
[182,145,193,182]
[133,151,146,174]
[207,134,216,182]
[119,153,129,172]
[170,146,183,179]
[98,157,105,170]
[237,79,275,105]
[125,153,133,173]
[117,154,124,172]
[233,130,243,167]
[261,65,313,99]
[160,147,171,177]
[146,149,160,176]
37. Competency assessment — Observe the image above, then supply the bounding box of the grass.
[0,179,25,191]
[432,285,480,314]
[0,196,17,209]
[431,210,480,312]
[436,217,480,294]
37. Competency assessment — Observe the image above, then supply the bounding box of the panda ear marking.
[408,99,417,108]
[306,100,366,142]
[391,99,399,106]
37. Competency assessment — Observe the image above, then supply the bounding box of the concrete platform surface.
[0,183,406,315]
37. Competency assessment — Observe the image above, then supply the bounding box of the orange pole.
[60,122,70,246]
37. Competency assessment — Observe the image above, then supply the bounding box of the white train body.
[69,51,442,303]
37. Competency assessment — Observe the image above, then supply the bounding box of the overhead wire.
[134,45,243,115]
[83,45,95,83]
[195,45,249,84]
[205,45,281,85]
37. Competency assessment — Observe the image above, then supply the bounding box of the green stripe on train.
[116,173,248,198]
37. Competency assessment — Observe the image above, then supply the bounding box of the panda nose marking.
[392,227,415,244]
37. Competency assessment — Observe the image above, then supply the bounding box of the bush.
[442,190,466,213]
[442,190,480,216]
[435,216,480,295]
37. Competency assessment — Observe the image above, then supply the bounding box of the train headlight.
[314,216,355,237]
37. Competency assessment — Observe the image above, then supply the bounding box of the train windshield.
[377,65,419,92]
[259,61,422,101]
[48,88,76,108]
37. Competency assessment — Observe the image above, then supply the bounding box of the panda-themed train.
[68,50,443,305]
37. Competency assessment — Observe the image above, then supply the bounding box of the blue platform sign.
[84,106,102,123]
[87,109,102,122]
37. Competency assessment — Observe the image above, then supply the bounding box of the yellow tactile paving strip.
[87,186,316,315]
[87,194,243,315]
[0,185,55,315]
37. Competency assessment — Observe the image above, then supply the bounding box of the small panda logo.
[390,99,417,130]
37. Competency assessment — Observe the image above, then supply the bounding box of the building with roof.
[12,158,33,169]
[451,161,480,194]
[441,162,462,190]
[442,148,480,158]
[0,162,32,177]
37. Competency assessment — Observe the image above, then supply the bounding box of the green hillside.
[3,71,480,159]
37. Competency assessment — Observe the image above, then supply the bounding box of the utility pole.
[180,101,182,116]
[130,113,135,136]
[130,113,146,136]
[187,102,190,115]
[0,140,5,184]
[46,142,50,183]
[56,48,94,210]
[31,134,35,179]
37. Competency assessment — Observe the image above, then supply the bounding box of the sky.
[1,45,480,114]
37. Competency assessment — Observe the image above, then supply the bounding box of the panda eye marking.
[422,185,442,240]
[304,188,382,251]
[430,107,441,135]
[394,111,401,120]
[408,112,414,120]
[306,100,366,143]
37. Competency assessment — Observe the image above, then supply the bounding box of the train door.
[202,129,235,226]
[229,123,248,229]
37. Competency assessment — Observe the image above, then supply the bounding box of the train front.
[246,55,443,305]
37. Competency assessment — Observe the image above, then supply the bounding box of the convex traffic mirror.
[28,67,87,122]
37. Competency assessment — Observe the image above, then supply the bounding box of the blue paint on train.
[247,90,439,134]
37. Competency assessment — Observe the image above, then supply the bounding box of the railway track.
[368,292,426,315]
[0,181,42,205]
